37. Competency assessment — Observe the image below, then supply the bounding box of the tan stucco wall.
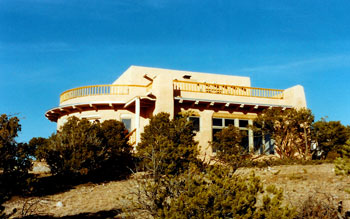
[113,66,251,87]
[283,85,307,109]
[57,108,149,133]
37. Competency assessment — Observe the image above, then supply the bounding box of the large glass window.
[212,117,252,153]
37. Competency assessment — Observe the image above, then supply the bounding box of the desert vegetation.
[1,108,350,218]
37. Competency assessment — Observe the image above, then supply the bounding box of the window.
[213,118,237,130]
[212,117,252,153]
[121,114,132,132]
[81,115,101,123]
[239,119,249,128]
[189,116,200,132]
[212,118,223,126]
[122,118,131,132]
[225,119,235,126]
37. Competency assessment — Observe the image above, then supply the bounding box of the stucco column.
[248,119,254,153]
[152,74,174,118]
[197,110,214,157]
[135,97,141,145]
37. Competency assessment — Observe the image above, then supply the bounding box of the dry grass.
[3,178,139,218]
[237,163,350,212]
[3,163,350,218]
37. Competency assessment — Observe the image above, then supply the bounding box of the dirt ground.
[237,164,350,210]
[3,163,350,218]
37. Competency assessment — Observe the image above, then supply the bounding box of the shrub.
[97,119,133,175]
[325,151,340,160]
[136,112,199,178]
[312,119,349,158]
[163,166,295,219]
[133,165,295,218]
[211,125,247,171]
[296,194,339,219]
[41,117,132,177]
[334,139,350,175]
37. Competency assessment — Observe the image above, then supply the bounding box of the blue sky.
[1,0,349,142]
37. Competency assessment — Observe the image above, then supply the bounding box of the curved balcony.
[60,84,152,105]
[46,83,154,122]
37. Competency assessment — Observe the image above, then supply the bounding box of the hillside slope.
[4,163,350,218]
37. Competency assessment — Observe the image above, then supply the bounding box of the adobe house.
[45,66,307,156]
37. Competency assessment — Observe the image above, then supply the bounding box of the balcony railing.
[60,84,151,104]
[126,128,137,146]
[173,80,284,99]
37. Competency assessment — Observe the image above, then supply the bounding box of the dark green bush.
[40,117,132,177]
[134,165,296,219]
[136,112,199,178]
[335,139,350,175]
[312,119,350,158]
[161,166,296,219]
[211,124,247,171]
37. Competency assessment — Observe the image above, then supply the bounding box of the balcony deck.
[173,80,284,99]
[59,83,152,105]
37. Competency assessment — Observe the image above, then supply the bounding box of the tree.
[335,138,350,175]
[0,114,32,218]
[0,114,31,174]
[211,125,246,171]
[41,117,132,177]
[28,137,49,161]
[97,119,133,175]
[312,119,350,157]
[254,108,314,159]
[136,112,199,178]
